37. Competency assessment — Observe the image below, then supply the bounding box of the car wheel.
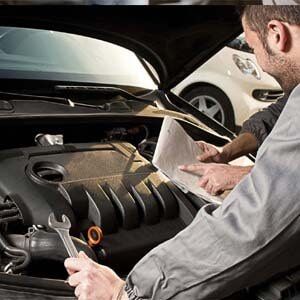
[182,86,235,131]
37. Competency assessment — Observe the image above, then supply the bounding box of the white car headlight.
[232,54,261,80]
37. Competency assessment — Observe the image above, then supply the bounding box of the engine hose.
[0,208,19,218]
[4,251,20,258]
[7,230,97,263]
[0,203,15,210]
[4,251,29,268]
[0,216,21,224]
[0,232,31,272]
[9,256,27,271]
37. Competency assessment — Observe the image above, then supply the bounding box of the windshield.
[0,26,156,89]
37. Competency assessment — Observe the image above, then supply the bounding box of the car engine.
[0,133,197,278]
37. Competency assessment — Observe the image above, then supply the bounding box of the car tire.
[181,85,236,132]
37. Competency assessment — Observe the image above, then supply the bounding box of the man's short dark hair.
[240,5,300,42]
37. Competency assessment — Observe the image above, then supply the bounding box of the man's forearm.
[220,132,258,163]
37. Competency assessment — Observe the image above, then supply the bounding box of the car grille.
[252,89,284,102]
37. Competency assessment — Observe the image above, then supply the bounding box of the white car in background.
[172,34,284,132]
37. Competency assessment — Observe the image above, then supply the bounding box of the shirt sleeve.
[240,94,288,147]
[125,85,300,300]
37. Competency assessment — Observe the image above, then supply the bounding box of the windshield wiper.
[0,90,136,112]
[54,85,154,105]
[0,90,99,108]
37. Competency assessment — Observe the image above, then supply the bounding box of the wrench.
[48,213,79,258]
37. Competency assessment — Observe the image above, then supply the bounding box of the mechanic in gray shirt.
[64,5,300,300]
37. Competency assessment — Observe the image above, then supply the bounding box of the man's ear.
[267,20,289,52]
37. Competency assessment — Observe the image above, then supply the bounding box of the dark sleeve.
[240,94,288,147]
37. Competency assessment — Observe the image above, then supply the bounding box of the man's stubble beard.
[264,44,300,94]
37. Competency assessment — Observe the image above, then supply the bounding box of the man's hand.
[65,251,128,300]
[179,163,252,195]
[196,141,228,163]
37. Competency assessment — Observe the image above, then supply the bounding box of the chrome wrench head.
[48,213,71,231]
[48,213,79,258]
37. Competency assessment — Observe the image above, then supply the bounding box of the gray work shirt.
[240,94,288,147]
[125,84,300,299]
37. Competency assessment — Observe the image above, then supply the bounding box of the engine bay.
[0,115,224,280]
[0,113,297,300]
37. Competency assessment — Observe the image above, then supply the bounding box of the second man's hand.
[196,141,229,163]
[179,163,252,196]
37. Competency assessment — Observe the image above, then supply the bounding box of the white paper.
[152,116,222,205]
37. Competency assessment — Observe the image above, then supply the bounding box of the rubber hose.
[7,230,97,263]
[0,232,31,272]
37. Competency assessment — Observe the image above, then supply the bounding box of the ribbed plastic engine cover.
[0,142,196,271]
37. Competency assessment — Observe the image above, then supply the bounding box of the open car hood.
[0,5,242,90]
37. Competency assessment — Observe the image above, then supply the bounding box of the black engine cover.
[0,142,197,271]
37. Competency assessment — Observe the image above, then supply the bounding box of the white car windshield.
[0,26,156,89]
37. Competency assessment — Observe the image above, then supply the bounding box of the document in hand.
[152,116,222,204]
